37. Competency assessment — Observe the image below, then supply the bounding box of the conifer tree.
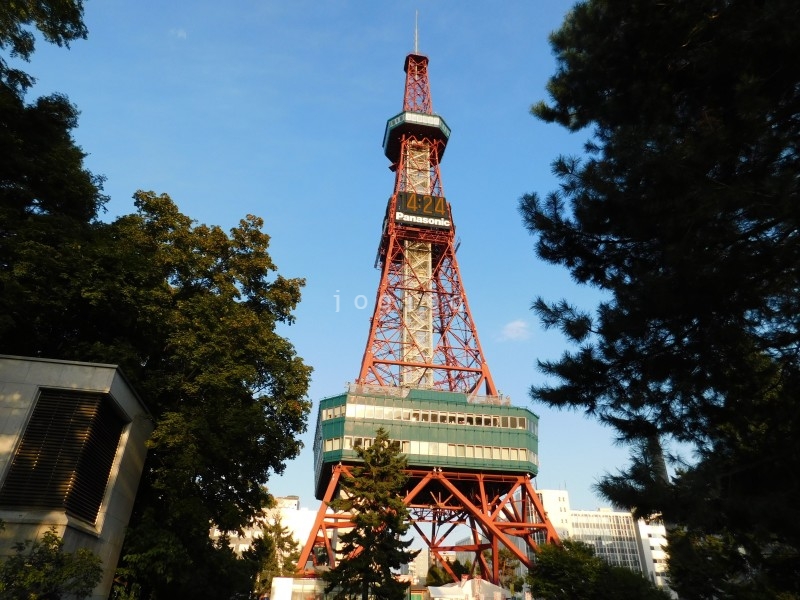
[322,428,419,600]
[521,1,800,596]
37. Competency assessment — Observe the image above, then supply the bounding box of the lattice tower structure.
[357,52,495,395]
[297,51,560,587]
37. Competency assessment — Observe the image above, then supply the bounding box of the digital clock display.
[394,192,452,229]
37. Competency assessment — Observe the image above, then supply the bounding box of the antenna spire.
[414,11,419,54]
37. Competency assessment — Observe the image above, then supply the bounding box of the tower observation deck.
[297,50,559,586]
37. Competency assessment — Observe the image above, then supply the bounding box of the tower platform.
[314,384,539,500]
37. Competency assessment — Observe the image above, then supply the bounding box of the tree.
[476,549,523,592]
[0,0,87,92]
[322,428,419,600]
[527,540,669,600]
[91,192,312,598]
[496,548,524,594]
[3,191,312,599]
[0,525,102,599]
[425,563,450,587]
[251,517,302,597]
[2,4,312,597]
[520,1,800,597]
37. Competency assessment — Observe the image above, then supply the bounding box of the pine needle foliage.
[322,428,419,600]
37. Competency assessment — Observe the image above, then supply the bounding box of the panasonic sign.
[395,211,452,229]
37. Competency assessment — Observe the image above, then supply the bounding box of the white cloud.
[170,28,188,40]
[499,319,530,341]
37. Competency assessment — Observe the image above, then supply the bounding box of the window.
[0,389,126,524]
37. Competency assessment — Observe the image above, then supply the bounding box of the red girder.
[296,464,560,584]
[404,54,432,114]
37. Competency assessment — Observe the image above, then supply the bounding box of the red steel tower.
[357,51,497,396]
[297,50,559,586]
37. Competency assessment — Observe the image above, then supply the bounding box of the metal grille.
[0,389,126,523]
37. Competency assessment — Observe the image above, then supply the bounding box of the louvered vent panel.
[66,396,126,521]
[0,389,126,523]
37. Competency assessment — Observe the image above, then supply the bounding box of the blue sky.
[22,1,631,512]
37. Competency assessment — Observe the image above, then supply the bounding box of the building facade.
[538,489,674,595]
[0,355,152,600]
[210,495,317,558]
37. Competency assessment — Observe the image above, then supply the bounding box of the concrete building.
[0,355,152,600]
[211,495,318,558]
[568,507,642,572]
[538,489,674,595]
[403,549,431,584]
[636,519,671,590]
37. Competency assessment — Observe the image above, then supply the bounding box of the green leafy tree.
[520,1,800,597]
[528,540,668,600]
[322,428,419,600]
[0,526,102,599]
[2,4,312,598]
[4,191,312,600]
[92,192,311,599]
[450,559,470,581]
[0,0,87,92]
[426,558,468,586]
[425,563,450,587]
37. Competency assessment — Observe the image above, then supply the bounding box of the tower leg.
[297,467,560,585]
